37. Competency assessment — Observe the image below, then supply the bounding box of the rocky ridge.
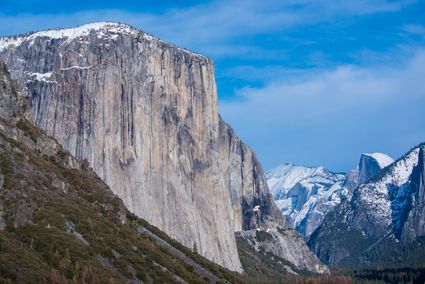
[309,143,425,266]
[237,227,330,274]
[266,164,347,240]
[267,153,394,240]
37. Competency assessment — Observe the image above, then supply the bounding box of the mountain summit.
[357,152,394,184]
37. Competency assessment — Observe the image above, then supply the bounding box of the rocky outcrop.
[219,119,284,232]
[0,22,296,272]
[400,146,425,243]
[237,226,330,274]
[345,168,359,192]
[0,62,26,119]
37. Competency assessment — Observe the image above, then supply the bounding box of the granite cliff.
[0,22,324,273]
[0,60,247,283]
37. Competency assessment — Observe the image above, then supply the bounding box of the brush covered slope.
[0,22,326,274]
[309,144,425,267]
[0,61,245,283]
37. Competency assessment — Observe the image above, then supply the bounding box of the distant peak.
[362,152,394,168]
[274,163,314,170]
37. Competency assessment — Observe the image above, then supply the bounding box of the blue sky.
[0,0,424,172]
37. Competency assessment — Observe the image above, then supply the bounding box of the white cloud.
[219,49,425,170]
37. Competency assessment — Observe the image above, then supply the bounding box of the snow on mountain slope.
[267,153,394,240]
[266,164,347,239]
[309,144,425,265]
[352,147,419,237]
[0,22,134,51]
[0,22,204,58]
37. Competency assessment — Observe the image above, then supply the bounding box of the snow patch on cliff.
[363,152,394,169]
[0,22,208,60]
[34,22,137,44]
[0,37,24,51]
[61,65,93,71]
[26,72,56,84]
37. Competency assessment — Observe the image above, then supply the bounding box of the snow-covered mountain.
[309,143,425,266]
[266,164,348,239]
[267,152,394,240]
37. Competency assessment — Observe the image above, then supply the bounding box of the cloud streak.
[219,49,425,171]
[0,0,416,57]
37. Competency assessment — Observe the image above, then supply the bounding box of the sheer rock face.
[0,23,285,272]
[0,62,26,119]
[401,146,425,244]
[357,153,393,185]
[218,119,284,232]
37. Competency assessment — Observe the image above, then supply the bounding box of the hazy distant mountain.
[267,153,394,240]
[266,164,347,239]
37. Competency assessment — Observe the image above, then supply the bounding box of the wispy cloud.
[0,0,421,171]
[0,0,415,57]
[402,24,425,37]
[219,49,425,171]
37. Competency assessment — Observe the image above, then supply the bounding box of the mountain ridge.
[308,142,425,267]
[267,152,394,240]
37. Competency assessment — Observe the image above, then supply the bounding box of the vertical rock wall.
[0,23,285,271]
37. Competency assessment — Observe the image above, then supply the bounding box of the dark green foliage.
[16,119,43,142]
[352,267,425,283]
[255,230,274,242]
